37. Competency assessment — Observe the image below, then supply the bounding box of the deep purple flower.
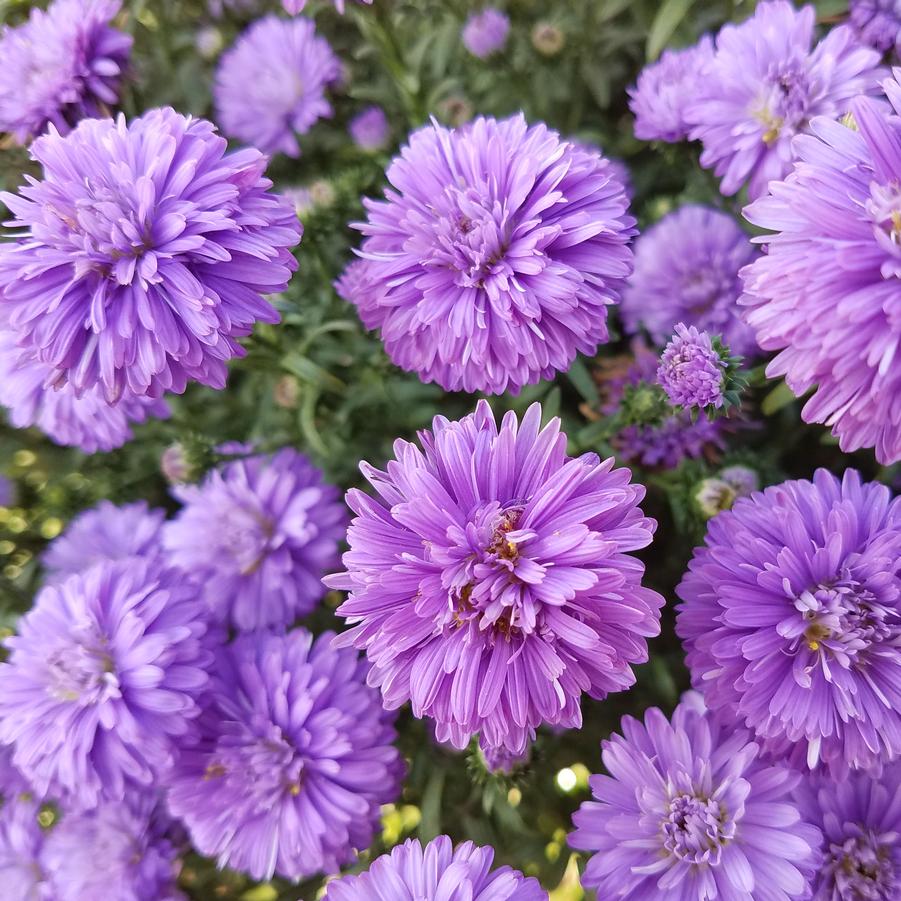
[676,469,901,775]
[0,0,132,145]
[0,558,211,809]
[570,692,820,899]
[685,0,884,199]
[0,108,301,402]
[163,448,345,632]
[344,114,635,394]
[620,205,758,356]
[462,9,510,59]
[215,16,342,158]
[741,91,901,465]
[628,37,714,142]
[326,401,663,755]
[348,105,390,151]
[795,761,901,899]
[323,836,547,900]
[850,0,901,54]
[657,324,726,409]
[43,500,165,583]
[167,629,402,881]
[0,329,169,453]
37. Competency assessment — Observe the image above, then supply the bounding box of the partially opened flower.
[657,324,726,409]
[326,401,663,755]
[676,469,901,774]
[348,105,390,151]
[462,9,510,59]
[167,630,402,881]
[850,0,901,54]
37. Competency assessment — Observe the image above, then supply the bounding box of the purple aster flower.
[325,401,663,755]
[741,92,901,465]
[215,16,342,158]
[323,836,547,900]
[43,500,165,583]
[462,9,510,59]
[481,745,529,776]
[628,37,714,142]
[0,558,211,809]
[620,205,759,356]
[719,464,759,497]
[163,448,345,632]
[348,105,390,151]
[850,0,901,54]
[795,761,901,899]
[344,114,635,395]
[0,0,132,145]
[0,330,169,453]
[685,1,884,199]
[657,323,726,409]
[676,469,901,775]
[570,692,819,899]
[167,629,402,881]
[0,108,301,402]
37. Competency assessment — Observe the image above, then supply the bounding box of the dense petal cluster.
[348,105,389,151]
[570,693,819,899]
[850,0,901,53]
[462,9,510,59]
[628,37,714,142]
[0,559,211,808]
[341,114,635,394]
[676,469,901,774]
[741,92,901,464]
[167,630,402,881]
[620,205,758,356]
[657,324,726,409]
[0,108,301,402]
[323,836,547,900]
[685,0,883,199]
[164,448,345,631]
[0,0,132,145]
[326,401,663,754]
[215,16,342,157]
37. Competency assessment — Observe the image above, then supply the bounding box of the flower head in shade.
[741,92,901,465]
[0,558,211,808]
[628,37,714,142]
[850,0,901,54]
[676,469,901,774]
[344,114,635,395]
[570,693,819,899]
[0,331,169,453]
[621,206,758,356]
[685,0,884,199]
[462,9,510,59]
[657,324,726,409]
[326,401,663,755]
[0,108,301,402]
[0,0,132,145]
[322,836,547,901]
[163,448,345,632]
[43,500,165,583]
[215,16,341,158]
[348,105,390,151]
[795,762,901,899]
[167,630,402,881]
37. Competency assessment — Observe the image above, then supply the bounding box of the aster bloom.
[0,108,301,402]
[0,558,211,808]
[43,500,165,583]
[348,105,390,151]
[462,9,511,59]
[326,401,663,755]
[322,836,547,900]
[0,0,132,145]
[685,0,884,199]
[741,91,901,465]
[657,324,726,409]
[344,114,635,395]
[570,693,819,899]
[215,16,342,158]
[628,37,714,142]
[620,206,758,356]
[163,448,345,632]
[850,0,901,54]
[795,761,901,899]
[167,630,402,881]
[676,469,901,774]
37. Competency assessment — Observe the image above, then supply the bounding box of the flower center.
[46,634,120,705]
[662,793,734,865]
[867,181,901,268]
[219,506,276,576]
[826,828,897,900]
[756,61,811,143]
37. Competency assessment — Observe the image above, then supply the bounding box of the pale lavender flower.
[348,105,390,151]
[719,464,759,498]
[462,9,510,59]
[850,0,901,54]
[657,324,726,409]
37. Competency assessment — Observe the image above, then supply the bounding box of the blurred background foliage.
[0,0,892,898]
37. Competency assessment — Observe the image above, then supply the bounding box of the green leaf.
[566,358,598,406]
[647,0,696,60]
[761,380,797,415]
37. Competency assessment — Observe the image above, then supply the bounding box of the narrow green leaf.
[761,380,797,415]
[647,0,695,60]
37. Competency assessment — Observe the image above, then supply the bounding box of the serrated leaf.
[647,0,696,60]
